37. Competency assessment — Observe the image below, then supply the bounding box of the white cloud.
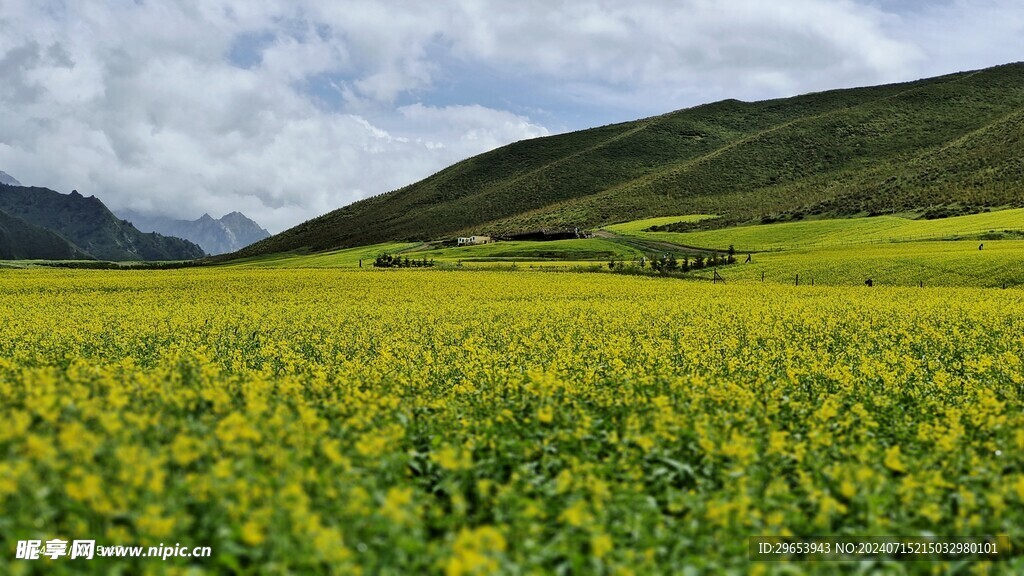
[0,1,549,232]
[0,0,1019,234]
[437,0,927,110]
[887,0,1024,76]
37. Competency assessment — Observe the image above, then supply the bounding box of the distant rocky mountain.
[0,184,206,261]
[0,171,22,186]
[118,210,270,255]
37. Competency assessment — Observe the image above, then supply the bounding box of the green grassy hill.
[225,238,644,268]
[221,242,421,268]
[609,208,1024,251]
[601,210,1024,287]
[409,238,642,262]
[697,240,1024,288]
[223,208,1024,290]
[236,62,1024,257]
[221,234,1024,288]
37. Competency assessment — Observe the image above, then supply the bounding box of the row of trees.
[609,246,739,274]
[373,254,435,268]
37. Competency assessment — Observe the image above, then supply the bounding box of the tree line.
[608,245,739,273]
[373,253,435,268]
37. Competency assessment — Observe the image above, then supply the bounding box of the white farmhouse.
[457,236,492,246]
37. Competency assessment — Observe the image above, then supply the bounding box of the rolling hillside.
[236,62,1024,257]
[609,208,1024,252]
[694,240,1024,288]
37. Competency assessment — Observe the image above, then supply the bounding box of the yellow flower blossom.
[884,446,907,473]
[0,268,1020,573]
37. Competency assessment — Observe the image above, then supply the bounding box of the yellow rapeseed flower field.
[1,268,1022,574]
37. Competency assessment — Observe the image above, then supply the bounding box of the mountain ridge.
[0,209,91,260]
[0,184,206,261]
[0,171,21,187]
[117,209,270,255]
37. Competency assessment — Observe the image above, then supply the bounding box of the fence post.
[795,274,799,286]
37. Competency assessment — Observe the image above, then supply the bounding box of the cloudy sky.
[1,1,1021,232]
